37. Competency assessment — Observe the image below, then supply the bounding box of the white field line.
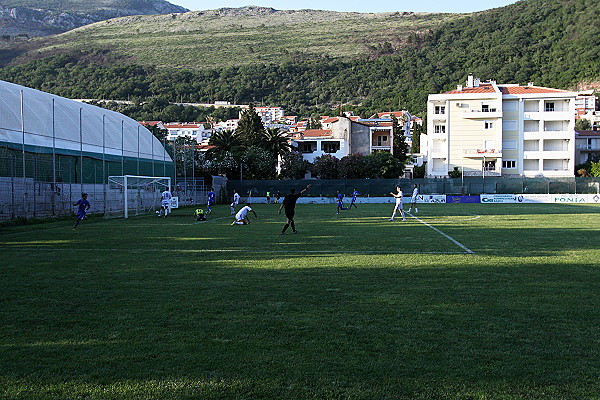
[0,247,468,255]
[405,212,475,254]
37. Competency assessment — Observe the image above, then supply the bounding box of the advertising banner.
[480,194,517,204]
[170,196,179,209]
[446,195,481,204]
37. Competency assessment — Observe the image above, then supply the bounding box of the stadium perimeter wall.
[227,177,600,199]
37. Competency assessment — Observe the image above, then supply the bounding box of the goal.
[107,175,171,219]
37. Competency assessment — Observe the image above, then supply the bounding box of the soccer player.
[278,184,311,234]
[159,187,172,217]
[72,193,90,230]
[230,190,240,214]
[232,203,257,225]
[348,188,359,209]
[207,187,216,214]
[194,208,207,221]
[336,190,348,214]
[275,191,281,204]
[266,191,271,204]
[389,186,406,222]
[408,184,419,213]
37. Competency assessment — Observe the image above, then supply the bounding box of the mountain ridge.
[0,0,188,37]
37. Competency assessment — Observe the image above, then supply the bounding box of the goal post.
[107,175,171,219]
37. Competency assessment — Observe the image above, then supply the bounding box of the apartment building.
[164,123,211,144]
[423,75,577,177]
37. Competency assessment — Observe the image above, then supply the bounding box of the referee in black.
[278,184,311,234]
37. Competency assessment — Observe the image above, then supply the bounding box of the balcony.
[523,131,573,140]
[523,111,572,121]
[463,148,502,158]
[462,109,502,119]
[577,144,600,151]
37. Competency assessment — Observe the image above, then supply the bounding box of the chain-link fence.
[227,177,600,199]
[0,153,209,220]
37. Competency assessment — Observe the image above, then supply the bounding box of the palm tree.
[261,127,292,159]
[207,129,244,160]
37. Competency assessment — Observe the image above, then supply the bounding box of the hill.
[0,0,598,117]
[0,0,188,37]
[1,7,457,69]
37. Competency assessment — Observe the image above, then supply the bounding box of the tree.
[391,114,409,162]
[261,127,292,159]
[144,124,168,141]
[241,146,277,179]
[339,153,367,179]
[279,151,311,179]
[364,151,404,178]
[207,129,244,160]
[591,161,600,177]
[312,154,340,179]
[575,118,592,131]
[411,121,425,154]
[236,105,265,145]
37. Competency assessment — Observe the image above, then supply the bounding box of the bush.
[312,154,340,179]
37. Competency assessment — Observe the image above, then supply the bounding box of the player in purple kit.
[72,193,90,230]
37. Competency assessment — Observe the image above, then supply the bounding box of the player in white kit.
[159,187,172,217]
[389,186,406,222]
[232,204,257,225]
[408,184,419,213]
[230,190,240,214]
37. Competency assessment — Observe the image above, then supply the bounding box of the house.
[290,116,395,163]
[214,119,239,131]
[423,75,577,178]
[575,90,597,117]
[164,123,211,144]
[575,130,600,164]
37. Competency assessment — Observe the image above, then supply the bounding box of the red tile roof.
[165,124,203,129]
[499,86,570,94]
[443,84,497,94]
[576,130,600,136]
[293,129,332,139]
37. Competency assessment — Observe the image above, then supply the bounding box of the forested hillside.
[0,0,598,118]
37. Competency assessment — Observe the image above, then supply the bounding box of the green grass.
[1,203,599,399]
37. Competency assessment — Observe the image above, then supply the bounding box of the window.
[481,103,497,112]
[503,101,518,111]
[322,141,340,153]
[298,142,316,153]
[483,160,496,171]
[545,102,555,112]
[502,140,517,150]
[484,121,494,130]
[434,125,446,134]
[503,120,518,131]
[502,160,516,169]
[434,105,446,115]
[377,135,388,147]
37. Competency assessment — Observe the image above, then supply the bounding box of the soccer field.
[1,203,599,399]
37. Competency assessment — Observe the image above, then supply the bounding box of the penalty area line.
[406,212,475,254]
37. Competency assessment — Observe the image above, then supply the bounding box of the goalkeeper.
[194,208,207,221]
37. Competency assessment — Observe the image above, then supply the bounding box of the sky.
[169,0,519,14]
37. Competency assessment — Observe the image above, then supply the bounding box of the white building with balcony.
[423,75,577,177]
[164,123,211,144]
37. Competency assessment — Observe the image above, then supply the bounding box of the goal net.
[107,175,171,219]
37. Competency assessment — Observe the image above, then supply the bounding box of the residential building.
[214,119,239,131]
[290,116,394,163]
[291,129,348,163]
[575,90,597,116]
[164,123,211,144]
[250,106,285,124]
[423,75,577,177]
[575,130,600,164]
